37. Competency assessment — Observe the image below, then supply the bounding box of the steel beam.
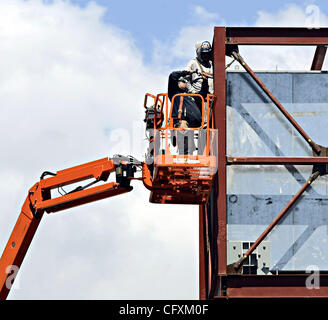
[231,172,320,272]
[311,45,327,70]
[225,27,328,45]
[209,26,328,299]
[213,27,227,277]
[231,51,321,155]
[227,156,328,165]
[217,274,328,297]
[199,205,206,300]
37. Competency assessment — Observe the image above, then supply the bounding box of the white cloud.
[0,0,198,299]
[153,30,205,72]
[2,0,328,300]
[238,4,328,70]
[256,4,324,28]
[153,4,328,71]
[193,6,219,22]
[151,5,224,70]
[152,24,216,71]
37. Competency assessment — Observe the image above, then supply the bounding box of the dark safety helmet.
[200,41,212,53]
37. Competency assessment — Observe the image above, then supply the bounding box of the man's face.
[178,81,187,90]
[201,52,211,62]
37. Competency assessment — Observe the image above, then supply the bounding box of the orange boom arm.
[0,157,135,299]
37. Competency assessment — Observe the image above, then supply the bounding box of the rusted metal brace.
[230,171,320,273]
[231,51,321,155]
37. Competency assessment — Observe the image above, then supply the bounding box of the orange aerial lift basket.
[142,93,218,204]
[0,90,217,300]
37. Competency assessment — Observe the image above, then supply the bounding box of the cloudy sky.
[0,0,327,299]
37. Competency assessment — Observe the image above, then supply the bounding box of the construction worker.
[167,70,201,155]
[167,70,202,128]
[184,41,213,155]
[185,40,213,99]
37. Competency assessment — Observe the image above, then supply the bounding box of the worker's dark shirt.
[167,71,202,128]
[167,70,190,100]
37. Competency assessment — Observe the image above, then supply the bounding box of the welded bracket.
[313,145,328,176]
[227,241,270,275]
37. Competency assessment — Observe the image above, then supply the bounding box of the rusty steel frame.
[311,45,327,70]
[227,156,328,165]
[231,172,320,273]
[215,274,328,298]
[226,27,328,45]
[199,26,328,299]
[231,50,321,155]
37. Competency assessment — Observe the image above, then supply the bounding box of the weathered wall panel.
[226,71,328,272]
